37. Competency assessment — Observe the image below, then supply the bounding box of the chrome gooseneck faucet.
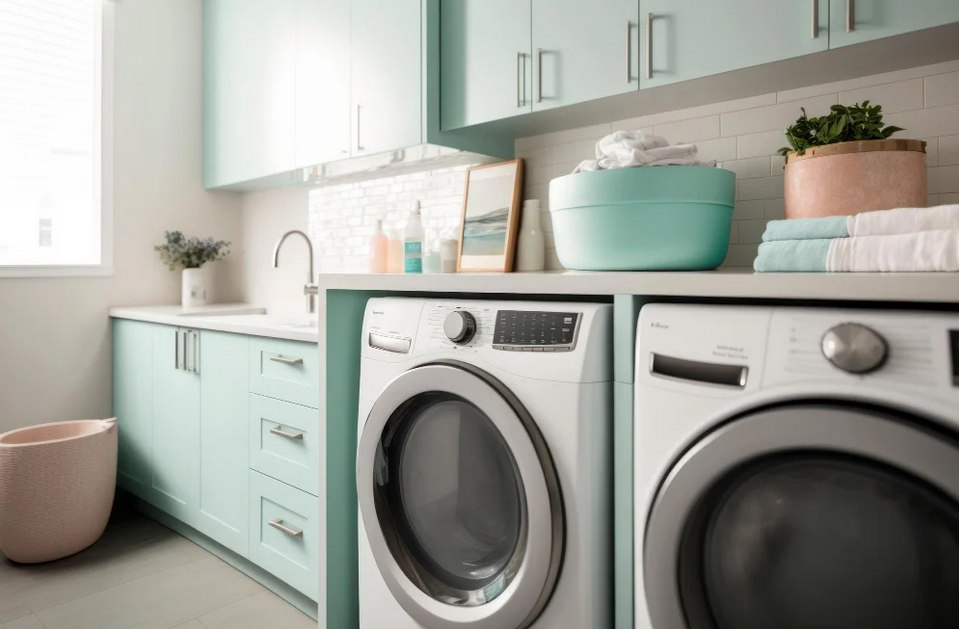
[272,230,319,314]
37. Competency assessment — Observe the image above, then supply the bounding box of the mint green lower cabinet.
[250,338,320,409]
[250,395,319,496]
[150,326,200,526]
[829,0,959,48]
[532,0,638,111]
[114,320,154,501]
[250,470,319,600]
[640,0,829,89]
[197,331,251,557]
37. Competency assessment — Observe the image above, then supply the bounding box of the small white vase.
[515,199,546,272]
[181,267,208,308]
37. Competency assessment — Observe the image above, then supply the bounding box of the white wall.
[0,0,243,434]
[515,59,959,268]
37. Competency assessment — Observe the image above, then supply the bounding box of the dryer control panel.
[492,310,581,352]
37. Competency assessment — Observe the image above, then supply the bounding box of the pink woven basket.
[0,418,117,564]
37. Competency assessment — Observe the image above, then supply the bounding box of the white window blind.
[0,0,108,270]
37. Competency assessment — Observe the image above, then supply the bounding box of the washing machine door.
[644,404,959,629]
[357,361,564,629]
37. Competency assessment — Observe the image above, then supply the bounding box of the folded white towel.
[847,204,959,237]
[826,230,959,272]
[573,131,715,173]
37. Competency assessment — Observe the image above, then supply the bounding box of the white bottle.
[515,199,546,272]
[403,200,424,274]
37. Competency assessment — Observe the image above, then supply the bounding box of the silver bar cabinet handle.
[536,48,543,103]
[174,330,180,370]
[270,426,304,441]
[355,104,362,151]
[812,0,819,39]
[268,518,303,538]
[626,20,632,82]
[192,331,199,374]
[846,0,854,32]
[516,52,523,107]
[270,356,304,366]
[644,13,653,80]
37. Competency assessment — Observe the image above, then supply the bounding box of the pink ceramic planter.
[0,418,117,564]
[784,139,928,219]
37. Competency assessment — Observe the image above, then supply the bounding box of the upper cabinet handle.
[516,52,523,107]
[626,20,632,82]
[644,13,653,80]
[355,104,363,152]
[270,356,304,366]
[846,0,855,32]
[812,0,819,39]
[537,48,543,103]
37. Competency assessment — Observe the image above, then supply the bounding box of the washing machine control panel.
[492,310,580,352]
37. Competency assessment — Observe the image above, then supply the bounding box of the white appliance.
[357,298,613,629]
[634,304,959,629]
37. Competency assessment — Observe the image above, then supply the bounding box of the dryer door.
[644,404,959,629]
[357,362,563,629]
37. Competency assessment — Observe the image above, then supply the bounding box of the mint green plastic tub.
[549,166,735,271]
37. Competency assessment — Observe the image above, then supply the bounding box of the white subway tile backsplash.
[739,175,785,201]
[765,198,786,220]
[941,193,959,204]
[732,200,766,221]
[940,135,959,166]
[515,123,612,153]
[770,154,786,172]
[611,93,777,131]
[722,157,771,180]
[737,130,787,159]
[840,78,924,113]
[724,244,759,268]
[925,71,959,108]
[721,94,837,137]
[929,166,959,194]
[654,115,721,143]
[776,59,959,104]
[924,137,940,167]
[695,137,738,162]
[738,219,768,244]
[884,104,959,139]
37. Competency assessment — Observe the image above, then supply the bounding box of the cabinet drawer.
[249,338,319,408]
[249,394,318,496]
[249,470,318,600]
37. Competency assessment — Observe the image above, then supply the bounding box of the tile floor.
[0,508,315,629]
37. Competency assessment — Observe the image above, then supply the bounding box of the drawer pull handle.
[270,426,304,441]
[270,356,304,366]
[269,518,303,538]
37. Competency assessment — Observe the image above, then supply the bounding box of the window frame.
[0,0,115,278]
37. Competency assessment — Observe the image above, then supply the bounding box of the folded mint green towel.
[754,239,830,272]
[762,216,848,242]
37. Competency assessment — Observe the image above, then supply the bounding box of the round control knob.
[821,323,888,374]
[444,311,476,345]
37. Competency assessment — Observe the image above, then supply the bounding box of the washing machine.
[356,298,612,629]
[634,303,959,629]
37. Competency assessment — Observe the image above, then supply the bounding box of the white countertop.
[316,268,959,303]
[108,304,319,343]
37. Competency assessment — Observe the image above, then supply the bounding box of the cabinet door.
[150,327,200,525]
[532,0,638,112]
[829,0,959,48]
[295,0,352,167]
[440,0,532,130]
[197,331,251,557]
[113,320,153,501]
[639,0,829,89]
[203,0,297,188]
[350,0,423,154]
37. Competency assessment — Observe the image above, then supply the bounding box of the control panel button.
[822,323,889,374]
[444,311,476,345]
[494,310,580,351]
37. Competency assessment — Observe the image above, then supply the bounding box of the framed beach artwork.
[457,159,525,272]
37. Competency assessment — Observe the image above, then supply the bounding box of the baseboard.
[136,499,319,622]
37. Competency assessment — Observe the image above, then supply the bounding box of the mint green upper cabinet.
[150,327,200,526]
[351,0,423,155]
[197,331,251,558]
[203,0,297,188]
[829,0,959,48]
[295,0,352,167]
[440,0,532,130]
[114,320,153,502]
[640,0,829,89]
[532,0,638,112]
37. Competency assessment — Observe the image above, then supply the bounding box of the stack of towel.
[573,131,716,174]
[753,204,959,273]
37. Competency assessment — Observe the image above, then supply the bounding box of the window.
[0,0,112,275]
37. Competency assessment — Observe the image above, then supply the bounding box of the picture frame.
[457,159,525,273]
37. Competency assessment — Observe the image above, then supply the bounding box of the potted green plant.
[779,101,927,219]
[155,231,230,308]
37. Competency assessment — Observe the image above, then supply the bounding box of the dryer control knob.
[444,311,476,345]
[821,323,888,374]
